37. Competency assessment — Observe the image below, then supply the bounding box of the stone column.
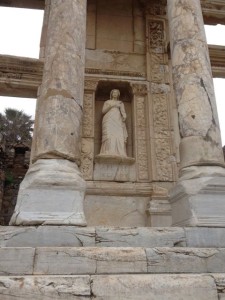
[10,0,87,226]
[168,0,225,226]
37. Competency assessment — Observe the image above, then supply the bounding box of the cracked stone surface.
[1,226,225,248]
[0,226,95,247]
[95,227,186,247]
[146,247,225,273]
[1,246,225,276]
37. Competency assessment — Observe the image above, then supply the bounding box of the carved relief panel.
[80,79,98,180]
[146,8,178,182]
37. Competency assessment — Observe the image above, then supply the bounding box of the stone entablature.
[1,42,224,97]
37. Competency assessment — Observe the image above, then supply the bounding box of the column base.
[170,166,225,227]
[10,159,87,226]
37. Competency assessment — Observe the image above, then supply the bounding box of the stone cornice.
[208,45,225,78]
[0,46,224,97]
[0,0,44,10]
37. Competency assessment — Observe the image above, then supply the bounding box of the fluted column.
[168,0,225,226]
[10,0,87,226]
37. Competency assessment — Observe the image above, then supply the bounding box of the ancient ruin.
[0,0,225,298]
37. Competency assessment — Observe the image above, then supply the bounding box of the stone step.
[1,246,225,275]
[1,226,225,248]
[0,274,224,299]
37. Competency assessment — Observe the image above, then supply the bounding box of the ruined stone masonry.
[0,0,225,298]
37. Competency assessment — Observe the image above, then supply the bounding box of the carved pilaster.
[80,78,98,180]
[146,14,177,182]
[132,83,150,182]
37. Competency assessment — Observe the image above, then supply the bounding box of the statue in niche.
[99,89,128,157]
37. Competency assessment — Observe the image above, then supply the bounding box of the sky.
[0,8,225,145]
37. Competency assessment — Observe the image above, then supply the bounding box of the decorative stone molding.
[85,68,146,78]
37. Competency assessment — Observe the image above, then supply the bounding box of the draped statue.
[99,89,128,157]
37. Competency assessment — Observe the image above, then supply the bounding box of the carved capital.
[140,0,166,16]
[84,79,98,91]
[132,83,148,96]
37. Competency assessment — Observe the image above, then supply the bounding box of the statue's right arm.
[102,101,112,114]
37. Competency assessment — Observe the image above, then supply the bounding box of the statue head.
[110,89,120,100]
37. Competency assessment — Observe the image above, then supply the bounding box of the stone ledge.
[1,246,225,276]
[0,274,221,300]
[1,226,225,248]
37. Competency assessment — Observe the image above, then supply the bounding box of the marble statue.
[100,89,128,157]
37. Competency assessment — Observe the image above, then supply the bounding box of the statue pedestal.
[170,166,225,227]
[10,159,87,226]
[94,155,136,182]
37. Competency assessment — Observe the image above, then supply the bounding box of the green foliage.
[5,171,14,185]
[0,108,34,144]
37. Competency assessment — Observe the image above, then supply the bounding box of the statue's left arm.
[120,102,127,121]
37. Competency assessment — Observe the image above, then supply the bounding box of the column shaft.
[33,0,87,163]
[168,0,224,169]
[10,0,87,226]
[168,0,225,227]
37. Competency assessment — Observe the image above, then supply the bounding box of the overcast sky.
[0,7,225,145]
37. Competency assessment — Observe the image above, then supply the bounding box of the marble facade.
[0,0,224,228]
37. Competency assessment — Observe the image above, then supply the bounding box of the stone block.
[95,247,147,274]
[85,196,149,226]
[34,247,147,275]
[96,227,186,247]
[10,159,87,226]
[0,226,95,247]
[91,274,218,299]
[170,169,225,227]
[0,276,91,300]
[34,248,96,275]
[0,248,34,275]
[146,247,225,273]
[185,227,225,248]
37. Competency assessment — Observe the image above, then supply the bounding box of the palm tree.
[0,108,34,145]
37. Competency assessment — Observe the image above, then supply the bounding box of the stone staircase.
[0,226,225,299]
